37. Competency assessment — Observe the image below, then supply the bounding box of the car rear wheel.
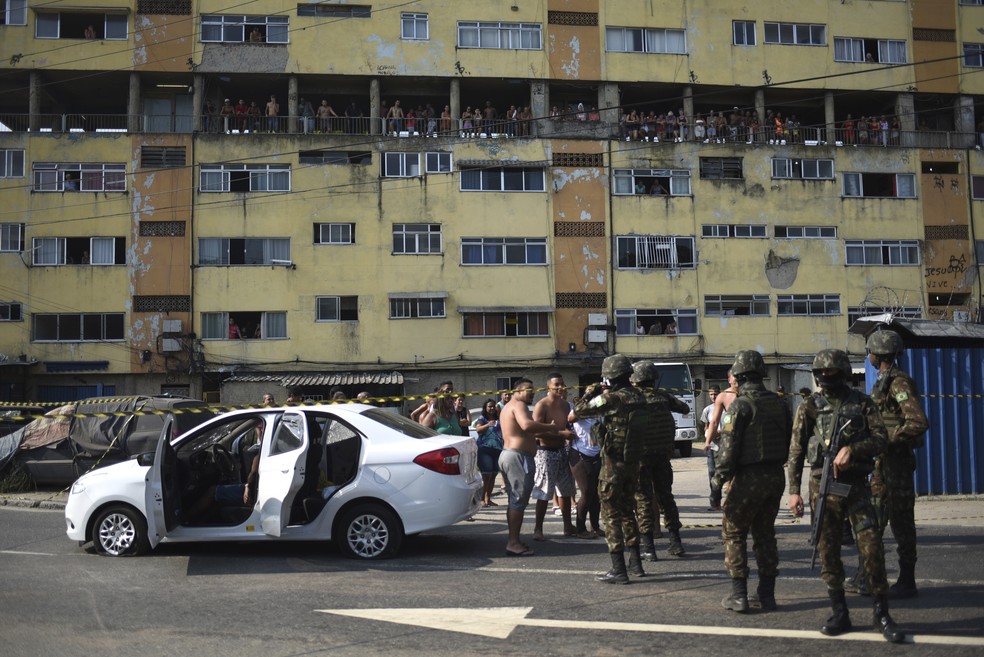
[93,505,149,557]
[677,441,693,458]
[335,504,403,560]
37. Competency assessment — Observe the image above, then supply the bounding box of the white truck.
[651,362,700,457]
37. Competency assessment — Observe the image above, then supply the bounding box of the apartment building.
[0,0,981,404]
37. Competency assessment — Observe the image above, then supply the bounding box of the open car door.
[144,417,178,548]
[257,411,308,536]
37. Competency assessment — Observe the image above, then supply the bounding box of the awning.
[44,361,109,373]
[222,372,404,387]
[388,292,448,299]
[457,306,553,313]
[456,159,551,168]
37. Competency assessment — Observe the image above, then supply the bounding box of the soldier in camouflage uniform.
[866,329,928,598]
[787,349,904,643]
[630,360,690,561]
[573,354,651,584]
[712,350,791,613]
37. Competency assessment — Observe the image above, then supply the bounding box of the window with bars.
[606,26,686,53]
[462,312,549,337]
[140,146,186,169]
[389,296,446,319]
[33,163,126,192]
[704,295,770,317]
[461,238,547,265]
[314,223,355,245]
[457,21,542,50]
[393,224,442,255]
[33,313,125,341]
[616,235,695,269]
[200,15,288,43]
[845,240,920,265]
[316,296,358,322]
[199,164,290,192]
[777,294,841,316]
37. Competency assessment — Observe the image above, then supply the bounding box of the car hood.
[73,456,147,488]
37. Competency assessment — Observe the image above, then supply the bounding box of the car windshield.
[654,365,692,393]
[361,408,440,439]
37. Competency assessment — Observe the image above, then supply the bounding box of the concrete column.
[128,72,141,133]
[29,71,40,132]
[956,95,976,148]
[895,93,915,146]
[450,78,460,134]
[824,92,835,144]
[598,82,619,140]
[193,74,203,133]
[369,78,380,135]
[531,80,548,137]
[682,86,694,140]
[754,89,765,125]
[287,76,298,134]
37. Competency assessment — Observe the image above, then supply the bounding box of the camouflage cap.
[732,350,766,377]
[866,329,903,357]
[629,360,657,384]
[812,348,852,378]
[601,354,633,380]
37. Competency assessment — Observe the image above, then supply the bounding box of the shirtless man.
[532,373,576,540]
[704,370,738,446]
[499,378,556,556]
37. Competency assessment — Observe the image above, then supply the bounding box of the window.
[33,313,125,342]
[965,43,984,67]
[615,308,698,336]
[140,146,185,169]
[845,240,920,265]
[777,294,841,316]
[460,167,545,191]
[389,295,446,319]
[32,237,125,265]
[833,37,906,64]
[2,1,27,26]
[297,4,370,18]
[316,296,358,322]
[774,225,837,238]
[393,224,441,254]
[763,22,825,45]
[613,169,691,195]
[0,302,22,321]
[616,235,695,269]
[922,162,959,174]
[848,305,921,327]
[0,223,24,252]
[299,150,372,165]
[463,312,549,337]
[35,12,128,39]
[733,20,755,46]
[426,152,452,173]
[704,295,770,317]
[200,15,288,43]
[843,173,915,198]
[198,238,290,266]
[32,163,126,192]
[401,12,428,39]
[201,311,287,339]
[461,238,547,265]
[606,27,686,54]
[457,21,542,50]
[314,223,355,245]
[699,157,743,180]
[771,158,834,180]
[199,164,290,192]
[382,152,420,178]
[701,224,766,238]
[973,176,984,199]
[0,149,25,177]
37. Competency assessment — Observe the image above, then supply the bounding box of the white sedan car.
[65,404,482,560]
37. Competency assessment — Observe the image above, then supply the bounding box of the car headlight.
[70,481,86,495]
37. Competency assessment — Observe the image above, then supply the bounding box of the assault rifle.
[810,418,854,569]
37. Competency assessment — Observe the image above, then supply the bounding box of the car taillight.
[413,447,461,475]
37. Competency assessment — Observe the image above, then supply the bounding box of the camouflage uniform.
[574,384,647,553]
[635,386,689,538]
[787,388,890,594]
[714,381,791,581]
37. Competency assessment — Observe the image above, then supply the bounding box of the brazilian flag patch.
[896,391,909,403]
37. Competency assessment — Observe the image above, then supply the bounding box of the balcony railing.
[0,112,978,149]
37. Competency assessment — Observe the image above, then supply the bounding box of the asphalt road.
[1,456,982,657]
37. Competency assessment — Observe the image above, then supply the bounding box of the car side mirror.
[692,378,702,393]
[135,452,156,467]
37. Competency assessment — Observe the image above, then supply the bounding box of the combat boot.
[889,562,918,599]
[820,589,853,636]
[873,595,905,643]
[748,575,777,611]
[639,532,658,562]
[596,551,629,585]
[721,577,749,613]
[666,529,685,556]
[627,545,647,578]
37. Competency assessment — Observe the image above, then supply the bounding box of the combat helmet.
[629,360,658,384]
[866,330,903,359]
[601,354,633,380]
[732,350,766,377]
[812,349,852,389]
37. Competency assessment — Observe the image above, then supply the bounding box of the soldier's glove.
[583,384,600,399]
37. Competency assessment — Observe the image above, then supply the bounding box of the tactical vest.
[735,388,791,465]
[871,367,925,449]
[605,387,654,464]
[806,390,874,472]
[642,390,678,457]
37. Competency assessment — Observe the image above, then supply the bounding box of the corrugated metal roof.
[849,314,984,343]
[456,159,551,168]
[222,371,404,387]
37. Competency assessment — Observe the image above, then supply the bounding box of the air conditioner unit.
[586,329,608,343]
[953,310,971,322]
[161,338,182,352]
[587,313,607,326]
[163,319,182,334]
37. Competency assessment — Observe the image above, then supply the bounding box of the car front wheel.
[93,505,150,557]
[335,504,403,560]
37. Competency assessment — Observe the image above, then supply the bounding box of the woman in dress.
[472,400,504,506]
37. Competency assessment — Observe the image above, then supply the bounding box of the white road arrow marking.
[317,606,984,646]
